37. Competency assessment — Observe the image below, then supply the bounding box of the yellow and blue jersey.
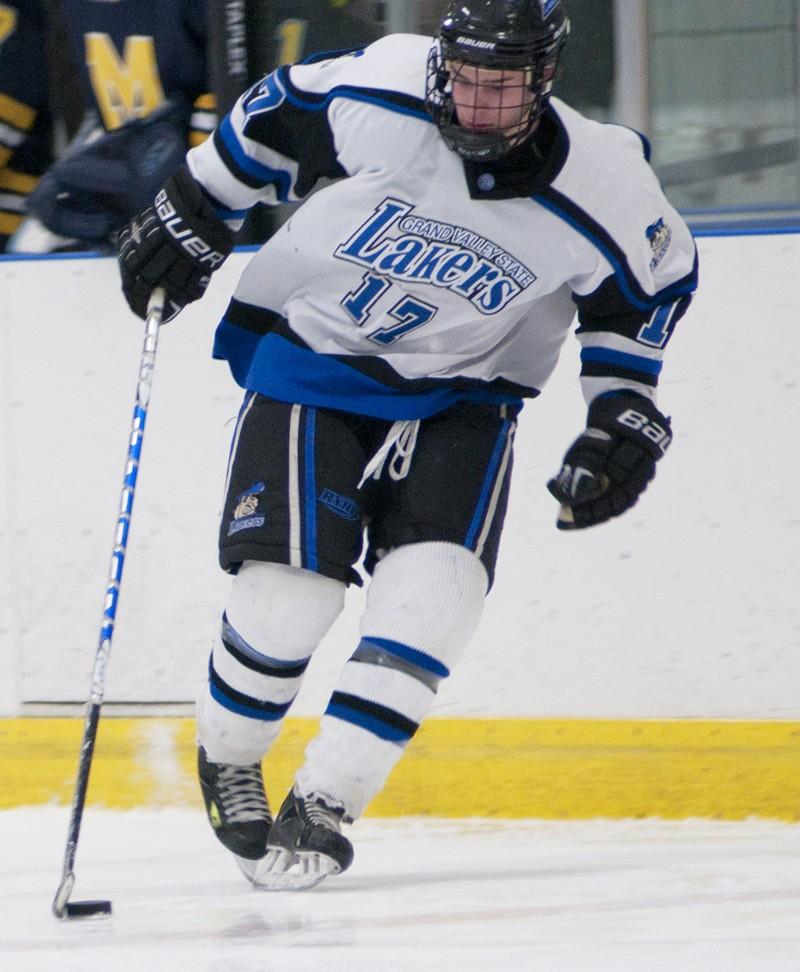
[0,0,53,248]
[60,0,215,142]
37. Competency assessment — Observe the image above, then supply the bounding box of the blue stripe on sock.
[580,346,663,375]
[208,659,292,722]
[325,702,412,743]
[359,637,449,679]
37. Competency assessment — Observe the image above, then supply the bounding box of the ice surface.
[1,809,799,971]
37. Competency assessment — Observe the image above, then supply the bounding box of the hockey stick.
[52,288,166,920]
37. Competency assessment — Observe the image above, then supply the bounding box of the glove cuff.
[154,164,234,268]
[586,393,672,460]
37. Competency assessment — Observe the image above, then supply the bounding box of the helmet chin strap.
[443,90,543,162]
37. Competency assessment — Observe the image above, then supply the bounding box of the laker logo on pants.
[228,482,266,536]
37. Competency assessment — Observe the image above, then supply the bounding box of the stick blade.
[64,900,113,919]
[556,503,577,530]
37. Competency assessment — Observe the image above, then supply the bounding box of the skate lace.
[216,764,269,823]
[302,796,343,832]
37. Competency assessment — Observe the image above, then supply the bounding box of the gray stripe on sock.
[350,641,443,692]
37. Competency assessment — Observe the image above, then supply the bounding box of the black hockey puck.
[64,899,113,918]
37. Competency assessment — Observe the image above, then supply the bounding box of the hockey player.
[0,0,53,251]
[9,0,214,252]
[116,0,698,890]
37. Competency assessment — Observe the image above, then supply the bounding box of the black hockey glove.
[547,393,672,530]
[117,164,233,322]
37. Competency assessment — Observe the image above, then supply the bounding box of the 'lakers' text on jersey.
[187,34,698,421]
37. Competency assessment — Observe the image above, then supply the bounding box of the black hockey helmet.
[426,0,570,162]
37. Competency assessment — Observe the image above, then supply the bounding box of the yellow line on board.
[2,717,799,820]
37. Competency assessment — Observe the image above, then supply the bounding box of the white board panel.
[1,234,798,717]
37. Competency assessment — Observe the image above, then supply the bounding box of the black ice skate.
[252,787,354,891]
[197,746,272,881]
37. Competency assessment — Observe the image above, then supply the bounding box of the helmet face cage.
[426,1,570,163]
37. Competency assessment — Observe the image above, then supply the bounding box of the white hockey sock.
[197,561,345,765]
[295,542,488,818]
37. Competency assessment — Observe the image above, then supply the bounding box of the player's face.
[448,62,535,144]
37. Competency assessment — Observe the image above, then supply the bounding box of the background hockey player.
[9,0,214,252]
[0,0,53,251]
[115,0,698,890]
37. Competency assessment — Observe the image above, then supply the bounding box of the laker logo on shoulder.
[646,217,673,272]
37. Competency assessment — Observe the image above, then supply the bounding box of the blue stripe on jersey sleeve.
[532,188,698,312]
[580,347,663,375]
[328,88,432,121]
[219,115,293,200]
[280,71,432,122]
[215,207,249,222]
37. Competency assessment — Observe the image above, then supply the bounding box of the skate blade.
[234,854,262,882]
[251,847,341,891]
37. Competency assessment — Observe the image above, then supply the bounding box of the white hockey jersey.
[187,33,698,420]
